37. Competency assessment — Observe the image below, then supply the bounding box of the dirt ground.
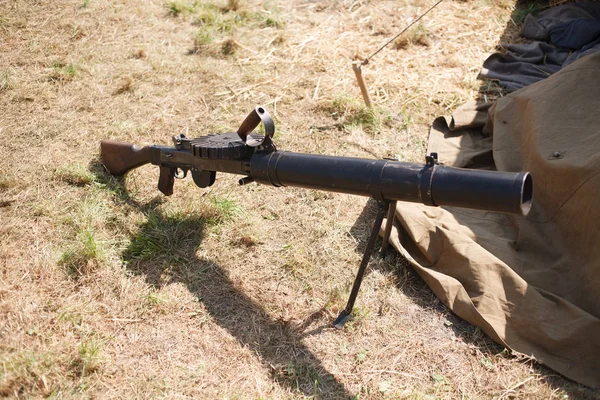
[1,0,599,398]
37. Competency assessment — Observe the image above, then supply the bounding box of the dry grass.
[0,0,598,398]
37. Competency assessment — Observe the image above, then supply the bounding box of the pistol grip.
[158,166,175,196]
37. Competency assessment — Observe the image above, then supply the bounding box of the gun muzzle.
[427,167,532,215]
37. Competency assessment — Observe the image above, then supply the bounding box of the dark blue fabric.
[480,3,600,91]
[548,19,600,49]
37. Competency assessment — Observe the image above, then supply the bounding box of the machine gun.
[100,106,533,328]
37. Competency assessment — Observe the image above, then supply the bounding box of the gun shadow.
[90,161,353,399]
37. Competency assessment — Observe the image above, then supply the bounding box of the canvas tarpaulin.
[387,52,600,388]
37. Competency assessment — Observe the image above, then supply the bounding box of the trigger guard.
[174,168,188,179]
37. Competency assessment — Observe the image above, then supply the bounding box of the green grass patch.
[78,194,113,228]
[59,190,114,236]
[324,95,389,134]
[261,14,285,29]
[343,304,371,330]
[55,163,96,187]
[207,195,241,223]
[480,356,494,370]
[237,9,286,29]
[355,350,367,364]
[146,290,168,305]
[0,70,11,92]
[195,3,232,30]
[76,338,103,376]
[123,197,239,272]
[165,0,200,17]
[194,29,215,50]
[123,210,208,263]
[48,62,77,82]
[59,229,104,278]
[0,351,66,397]
[191,3,238,54]
[190,2,285,55]
[88,159,131,202]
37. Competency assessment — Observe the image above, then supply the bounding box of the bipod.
[333,199,397,329]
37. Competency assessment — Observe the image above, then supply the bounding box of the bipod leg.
[333,200,389,329]
[380,200,397,257]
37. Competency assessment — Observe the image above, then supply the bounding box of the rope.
[362,0,445,65]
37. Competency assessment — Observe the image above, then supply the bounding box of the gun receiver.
[100,106,533,328]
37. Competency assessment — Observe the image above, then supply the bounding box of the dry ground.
[1,0,598,398]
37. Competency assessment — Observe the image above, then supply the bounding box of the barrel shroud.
[250,151,532,215]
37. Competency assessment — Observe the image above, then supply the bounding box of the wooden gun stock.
[100,140,151,176]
